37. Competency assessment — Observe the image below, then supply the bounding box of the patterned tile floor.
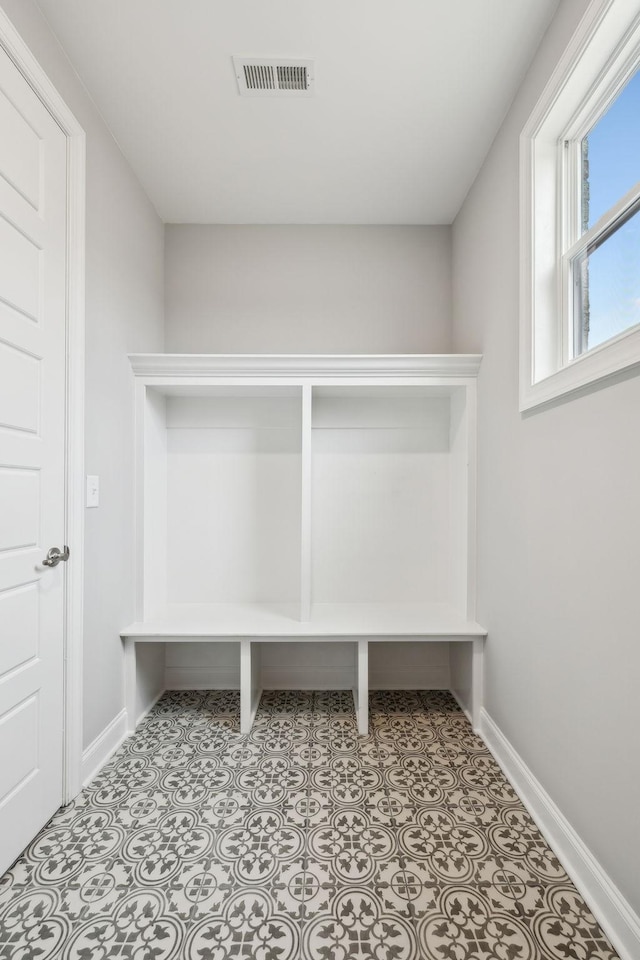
[0,690,619,959]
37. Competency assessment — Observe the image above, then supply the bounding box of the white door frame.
[0,8,85,803]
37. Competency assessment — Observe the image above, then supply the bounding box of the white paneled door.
[0,44,68,873]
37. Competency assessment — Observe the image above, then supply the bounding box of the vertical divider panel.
[465,381,478,622]
[240,639,262,734]
[300,384,313,621]
[448,380,477,620]
[124,637,137,734]
[133,381,146,622]
[142,386,167,621]
[448,386,468,616]
[355,639,369,735]
[471,636,484,733]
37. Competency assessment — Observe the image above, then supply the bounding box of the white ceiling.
[35,0,560,224]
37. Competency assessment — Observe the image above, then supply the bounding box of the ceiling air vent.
[233,58,314,97]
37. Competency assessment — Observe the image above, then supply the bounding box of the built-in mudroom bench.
[121,354,486,734]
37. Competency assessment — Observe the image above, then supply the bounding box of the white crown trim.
[129,354,482,379]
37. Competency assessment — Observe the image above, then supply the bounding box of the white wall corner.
[479,708,640,960]
[449,643,473,723]
[450,687,473,726]
[82,688,167,788]
[134,643,166,726]
[80,709,128,788]
[136,687,166,726]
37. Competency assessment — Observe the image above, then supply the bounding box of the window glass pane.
[581,68,640,231]
[574,203,640,355]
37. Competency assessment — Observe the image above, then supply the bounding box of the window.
[520,0,640,410]
[564,67,640,358]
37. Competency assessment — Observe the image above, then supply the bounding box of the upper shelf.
[128,353,482,380]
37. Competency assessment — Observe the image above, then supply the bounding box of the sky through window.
[579,68,640,352]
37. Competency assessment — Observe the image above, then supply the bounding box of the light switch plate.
[86,474,99,508]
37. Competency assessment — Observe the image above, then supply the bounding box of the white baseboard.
[370,666,450,690]
[261,665,353,689]
[165,667,239,690]
[479,708,640,960]
[166,667,451,691]
[81,708,128,787]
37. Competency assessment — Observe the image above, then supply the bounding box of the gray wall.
[452,0,640,916]
[1,1,165,749]
[165,225,452,353]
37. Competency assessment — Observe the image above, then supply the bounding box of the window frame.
[519,0,640,411]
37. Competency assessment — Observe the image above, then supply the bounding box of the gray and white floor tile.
[0,690,620,959]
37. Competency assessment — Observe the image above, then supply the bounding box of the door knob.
[43,545,70,567]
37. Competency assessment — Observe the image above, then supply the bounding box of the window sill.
[519,323,640,411]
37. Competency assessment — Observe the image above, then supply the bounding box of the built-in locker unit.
[121,355,486,734]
